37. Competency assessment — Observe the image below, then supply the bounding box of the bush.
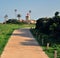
[6,19,20,24]
[35,16,60,42]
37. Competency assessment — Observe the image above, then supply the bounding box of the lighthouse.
[26,13,31,24]
[26,13,30,20]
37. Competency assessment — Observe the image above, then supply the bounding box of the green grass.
[30,29,60,58]
[0,23,35,55]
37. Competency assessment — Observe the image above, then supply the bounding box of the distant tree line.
[4,13,21,24]
[6,19,20,24]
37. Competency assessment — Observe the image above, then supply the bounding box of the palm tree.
[55,11,59,16]
[29,10,31,20]
[17,14,21,20]
[14,9,17,19]
[29,10,31,13]
[4,14,8,24]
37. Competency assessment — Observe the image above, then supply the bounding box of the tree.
[6,19,20,24]
[29,10,31,20]
[29,10,31,13]
[15,9,17,12]
[4,14,8,24]
[14,9,17,19]
[55,11,59,16]
[17,14,21,20]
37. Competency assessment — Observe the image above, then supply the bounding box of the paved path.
[1,29,49,58]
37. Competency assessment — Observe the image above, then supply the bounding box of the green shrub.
[6,19,20,24]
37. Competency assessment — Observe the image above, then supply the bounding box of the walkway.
[1,29,49,58]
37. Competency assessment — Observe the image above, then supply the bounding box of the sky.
[0,0,60,22]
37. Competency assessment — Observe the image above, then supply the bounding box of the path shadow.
[20,39,39,46]
[12,29,33,38]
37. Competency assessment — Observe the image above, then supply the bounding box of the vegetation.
[30,11,60,58]
[35,11,60,42]
[4,14,8,24]
[6,19,21,24]
[0,23,35,55]
[17,14,21,20]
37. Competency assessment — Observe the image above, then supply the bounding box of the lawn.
[0,23,35,55]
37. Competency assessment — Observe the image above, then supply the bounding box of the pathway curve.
[1,29,49,58]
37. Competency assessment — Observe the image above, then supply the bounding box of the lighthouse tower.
[26,13,30,20]
[25,13,31,24]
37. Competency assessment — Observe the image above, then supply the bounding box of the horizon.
[0,0,60,22]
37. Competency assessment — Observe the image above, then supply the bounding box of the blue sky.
[0,0,60,22]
